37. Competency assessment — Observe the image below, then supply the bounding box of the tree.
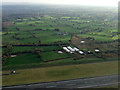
[54,28,60,32]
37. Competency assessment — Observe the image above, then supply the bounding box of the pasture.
[2,61,118,86]
[2,7,118,60]
[2,5,118,87]
[3,15,118,45]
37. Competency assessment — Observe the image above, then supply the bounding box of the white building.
[67,46,75,52]
[63,47,70,52]
[78,51,84,54]
[95,49,100,53]
[58,51,63,54]
[73,47,79,51]
[81,41,85,43]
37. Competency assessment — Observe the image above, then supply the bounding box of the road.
[3,74,119,89]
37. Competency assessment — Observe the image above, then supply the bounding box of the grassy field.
[34,31,71,43]
[3,15,118,45]
[2,5,118,87]
[41,51,69,61]
[3,53,42,66]
[2,61,118,86]
[3,55,117,70]
[77,34,113,42]
[11,46,61,53]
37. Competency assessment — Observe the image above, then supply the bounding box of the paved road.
[3,74,119,88]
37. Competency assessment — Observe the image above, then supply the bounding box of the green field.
[3,13,118,45]
[3,56,117,70]
[11,46,61,53]
[41,51,69,61]
[2,5,118,87]
[2,61,118,86]
[2,14,118,70]
[3,53,42,66]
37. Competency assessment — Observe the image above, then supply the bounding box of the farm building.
[81,41,85,43]
[58,51,63,54]
[67,46,75,52]
[73,47,79,51]
[78,51,84,55]
[62,46,87,55]
[63,47,70,52]
[95,49,100,53]
[62,46,75,53]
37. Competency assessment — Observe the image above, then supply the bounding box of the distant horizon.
[2,2,118,8]
[2,0,119,7]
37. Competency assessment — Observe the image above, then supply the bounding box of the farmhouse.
[81,41,85,43]
[58,51,63,54]
[95,49,100,53]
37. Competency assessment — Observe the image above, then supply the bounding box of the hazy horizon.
[2,0,119,7]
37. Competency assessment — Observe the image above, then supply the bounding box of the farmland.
[2,61,118,86]
[2,5,118,69]
[2,4,118,86]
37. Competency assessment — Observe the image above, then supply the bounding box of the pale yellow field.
[3,61,118,86]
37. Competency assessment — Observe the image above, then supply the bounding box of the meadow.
[2,61,118,86]
[2,14,118,70]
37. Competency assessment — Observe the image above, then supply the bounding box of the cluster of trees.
[33,48,42,61]
[2,45,13,63]
[16,27,20,31]
[34,29,42,31]
[12,33,21,40]
[29,24,35,26]
[54,28,60,32]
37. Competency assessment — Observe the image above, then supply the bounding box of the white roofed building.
[73,47,79,51]
[81,41,85,43]
[58,51,63,54]
[63,47,70,52]
[95,49,100,53]
[78,51,84,55]
[67,46,75,52]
